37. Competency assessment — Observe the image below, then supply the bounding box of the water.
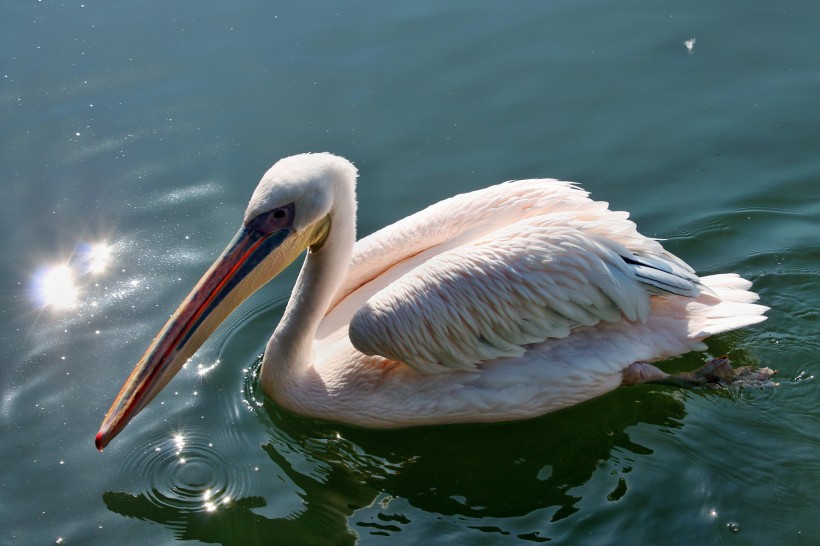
[2,1,819,544]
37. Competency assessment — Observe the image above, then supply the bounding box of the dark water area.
[2,1,819,544]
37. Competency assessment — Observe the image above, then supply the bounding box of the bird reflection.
[103,381,691,544]
[280,388,687,524]
[102,490,332,545]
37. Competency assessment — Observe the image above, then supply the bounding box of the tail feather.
[686,274,768,338]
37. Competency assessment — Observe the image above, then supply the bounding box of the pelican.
[96,153,768,450]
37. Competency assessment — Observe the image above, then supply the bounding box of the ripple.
[242,355,269,417]
[120,430,245,514]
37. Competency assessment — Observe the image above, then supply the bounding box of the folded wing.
[348,200,702,374]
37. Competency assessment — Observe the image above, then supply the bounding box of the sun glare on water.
[33,241,115,310]
[86,242,112,274]
[37,265,79,309]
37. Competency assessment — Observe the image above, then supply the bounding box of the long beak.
[96,214,330,451]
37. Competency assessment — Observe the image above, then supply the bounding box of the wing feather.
[348,205,702,374]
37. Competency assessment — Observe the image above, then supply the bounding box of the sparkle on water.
[173,433,186,454]
[6,1,819,543]
[33,241,113,310]
[35,265,78,309]
[85,243,112,274]
[196,360,220,377]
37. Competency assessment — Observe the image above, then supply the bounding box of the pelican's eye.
[246,203,295,234]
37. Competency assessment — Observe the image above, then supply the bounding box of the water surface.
[2,1,819,544]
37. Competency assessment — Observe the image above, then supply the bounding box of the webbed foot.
[674,355,779,388]
[621,356,778,388]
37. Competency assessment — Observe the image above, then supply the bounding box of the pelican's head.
[96,153,357,450]
[245,152,358,234]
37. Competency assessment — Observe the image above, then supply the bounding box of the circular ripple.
[123,429,244,513]
[242,355,265,411]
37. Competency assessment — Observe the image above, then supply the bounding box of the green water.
[2,1,819,544]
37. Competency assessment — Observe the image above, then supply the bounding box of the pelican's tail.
[686,273,768,340]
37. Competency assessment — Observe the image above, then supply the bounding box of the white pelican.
[96,153,768,450]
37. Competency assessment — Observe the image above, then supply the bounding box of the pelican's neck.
[260,191,356,394]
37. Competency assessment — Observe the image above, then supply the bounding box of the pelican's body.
[97,153,767,448]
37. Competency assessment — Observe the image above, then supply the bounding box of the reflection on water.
[4,0,820,543]
[104,356,693,544]
[85,242,112,274]
[33,264,78,309]
[195,359,221,378]
[111,429,243,518]
[31,241,114,310]
[23,237,152,366]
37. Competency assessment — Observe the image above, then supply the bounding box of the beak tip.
[95,430,106,452]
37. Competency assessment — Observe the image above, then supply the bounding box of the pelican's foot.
[621,361,670,385]
[622,356,778,388]
[674,355,779,388]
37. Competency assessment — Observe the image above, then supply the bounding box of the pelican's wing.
[348,211,701,374]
